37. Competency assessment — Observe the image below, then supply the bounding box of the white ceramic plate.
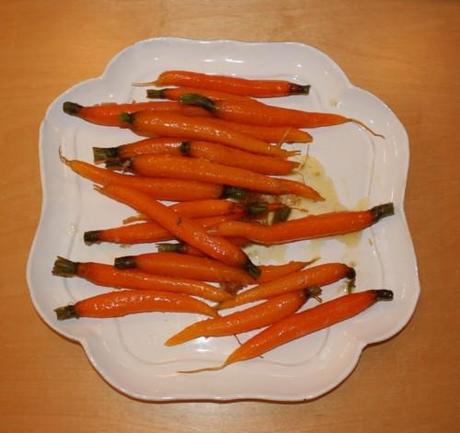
[27,38,419,401]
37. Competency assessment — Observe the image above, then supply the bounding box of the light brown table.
[1,1,459,432]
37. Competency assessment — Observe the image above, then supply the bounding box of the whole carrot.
[165,289,319,346]
[146,87,256,102]
[61,156,226,201]
[114,252,255,285]
[119,111,294,158]
[97,184,260,276]
[54,289,218,320]
[180,93,384,137]
[181,290,394,372]
[119,155,322,200]
[218,263,355,310]
[62,101,210,127]
[84,214,243,245]
[214,203,394,245]
[136,70,310,97]
[157,240,250,257]
[52,257,232,302]
[97,139,298,175]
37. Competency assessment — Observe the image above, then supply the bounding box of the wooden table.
[1,1,458,432]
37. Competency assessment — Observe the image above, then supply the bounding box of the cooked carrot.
[180,94,384,137]
[96,139,298,175]
[120,155,322,200]
[114,252,255,285]
[61,156,225,201]
[52,257,232,302]
[218,263,355,310]
[181,290,394,371]
[120,111,294,158]
[257,260,316,283]
[97,184,259,276]
[84,214,243,245]
[157,238,250,256]
[200,118,313,144]
[214,203,395,244]
[135,70,310,97]
[146,87,256,102]
[62,101,210,127]
[54,289,218,320]
[165,289,319,346]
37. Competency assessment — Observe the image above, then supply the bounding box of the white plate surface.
[27,38,419,401]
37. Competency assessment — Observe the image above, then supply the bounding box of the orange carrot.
[146,86,256,102]
[52,257,232,302]
[218,263,355,310]
[97,184,259,276]
[96,139,298,175]
[165,290,318,346]
[136,70,310,97]
[180,94,384,137]
[62,101,210,127]
[181,290,394,371]
[214,203,394,245]
[257,260,316,283]
[84,214,243,245]
[114,252,255,285]
[120,111,294,158]
[54,289,218,320]
[120,155,322,200]
[157,238,250,257]
[61,156,225,201]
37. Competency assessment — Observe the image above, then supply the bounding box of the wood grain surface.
[0,1,459,432]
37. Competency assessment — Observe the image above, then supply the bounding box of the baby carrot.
[97,139,298,175]
[120,111,294,158]
[62,101,210,127]
[97,184,260,276]
[146,87,256,102]
[257,260,317,283]
[157,238,250,256]
[180,94,384,137]
[120,155,322,200]
[61,156,225,201]
[84,214,243,245]
[54,289,218,320]
[114,252,255,285]
[136,70,310,97]
[181,290,394,372]
[214,203,394,244]
[165,289,318,346]
[218,263,355,310]
[52,257,232,302]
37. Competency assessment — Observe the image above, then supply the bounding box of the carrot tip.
[348,118,385,139]
[114,256,137,269]
[371,203,394,222]
[131,80,157,87]
[54,305,78,320]
[84,230,101,245]
[376,289,394,301]
[52,256,78,277]
[63,101,82,115]
[177,363,228,374]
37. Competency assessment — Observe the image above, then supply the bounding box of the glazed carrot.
[136,70,310,97]
[199,118,313,144]
[180,94,384,137]
[257,260,316,283]
[165,289,318,346]
[54,289,218,320]
[120,111,294,158]
[120,155,322,200]
[62,101,210,127]
[52,257,232,302]
[158,238,250,256]
[146,87,256,102]
[61,156,225,201]
[114,252,255,285]
[218,263,355,310]
[181,290,394,371]
[84,214,243,245]
[214,203,395,245]
[97,184,259,276]
[97,139,298,175]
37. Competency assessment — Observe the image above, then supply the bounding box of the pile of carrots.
[54,69,394,372]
